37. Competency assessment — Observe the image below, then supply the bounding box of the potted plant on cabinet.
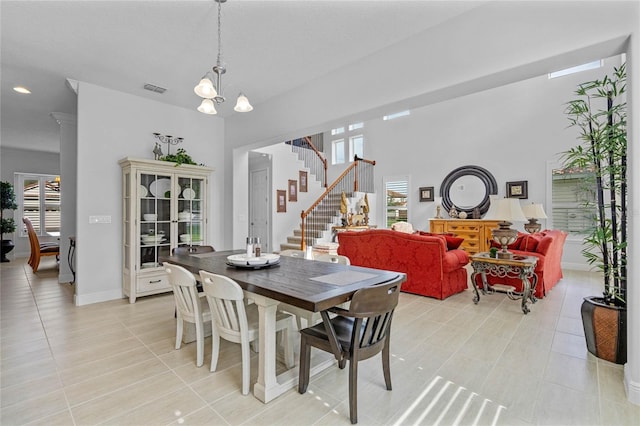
[562,63,627,364]
[1,181,19,262]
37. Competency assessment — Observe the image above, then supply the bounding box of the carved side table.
[470,252,538,314]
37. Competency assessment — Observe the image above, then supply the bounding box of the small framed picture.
[299,171,308,192]
[277,190,286,212]
[288,179,297,202]
[419,186,434,202]
[506,181,528,199]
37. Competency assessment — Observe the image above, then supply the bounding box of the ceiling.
[1,0,484,154]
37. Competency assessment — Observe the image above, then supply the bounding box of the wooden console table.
[429,219,499,255]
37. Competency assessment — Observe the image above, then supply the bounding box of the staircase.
[279,192,348,251]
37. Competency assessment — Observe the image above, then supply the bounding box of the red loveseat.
[476,229,567,299]
[337,229,470,300]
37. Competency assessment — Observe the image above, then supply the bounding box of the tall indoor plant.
[1,181,19,262]
[562,63,627,363]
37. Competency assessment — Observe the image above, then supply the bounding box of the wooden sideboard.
[429,219,500,255]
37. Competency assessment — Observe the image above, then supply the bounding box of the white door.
[249,167,271,251]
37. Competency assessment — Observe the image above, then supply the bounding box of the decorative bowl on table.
[227,253,280,267]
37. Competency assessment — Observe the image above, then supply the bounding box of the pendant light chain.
[216,0,223,67]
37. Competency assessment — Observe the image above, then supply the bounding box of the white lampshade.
[434,196,442,206]
[197,98,217,115]
[484,198,527,222]
[234,93,253,112]
[194,77,217,99]
[521,203,548,219]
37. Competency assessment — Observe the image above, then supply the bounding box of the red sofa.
[337,229,470,300]
[476,229,567,299]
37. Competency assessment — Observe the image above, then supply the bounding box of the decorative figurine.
[449,207,458,218]
[153,143,163,160]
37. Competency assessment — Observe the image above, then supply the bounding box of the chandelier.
[194,0,252,115]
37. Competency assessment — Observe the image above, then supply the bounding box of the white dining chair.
[199,270,295,395]
[314,253,351,265]
[164,262,211,367]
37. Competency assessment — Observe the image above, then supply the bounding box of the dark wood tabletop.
[161,250,405,312]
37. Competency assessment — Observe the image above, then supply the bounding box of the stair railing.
[300,155,375,249]
[287,136,327,188]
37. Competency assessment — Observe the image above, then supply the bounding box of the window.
[349,135,364,160]
[384,179,408,228]
[548,60,602,79]
[331,123,365,165]
[551,167,596,234]
[383,110,411,121]
[332,139,345,165]
[16,173,61,237]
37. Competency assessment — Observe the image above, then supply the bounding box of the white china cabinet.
[119,157,213,303]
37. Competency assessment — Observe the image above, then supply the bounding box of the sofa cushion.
[519,234,542,252]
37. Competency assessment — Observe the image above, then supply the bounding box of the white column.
[50,112,77,286]
[624,35,640,406]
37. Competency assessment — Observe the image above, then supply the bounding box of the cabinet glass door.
[139,173,172,269]
[177,177,205,248]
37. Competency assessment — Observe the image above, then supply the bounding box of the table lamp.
[484,197,527,259]
[521,203,547,233]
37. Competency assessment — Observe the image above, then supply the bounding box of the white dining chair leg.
[196,318,204,367]
[175,314,184,350]
[283,318,295,368]
[241,338,251,395]
[210,328,221,372]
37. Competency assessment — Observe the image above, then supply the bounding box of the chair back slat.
[164,262,202,322]
[200,272,248,340]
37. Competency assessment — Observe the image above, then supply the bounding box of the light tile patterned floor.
[1,257,639,425]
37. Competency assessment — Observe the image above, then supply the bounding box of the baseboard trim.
[624,365,640,405]
[74,289,123,306]
[561,262,591,271]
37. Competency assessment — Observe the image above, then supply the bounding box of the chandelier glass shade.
[195,0,252,115]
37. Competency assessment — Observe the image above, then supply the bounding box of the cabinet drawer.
[446,224,480,232]
[137,271,170,293]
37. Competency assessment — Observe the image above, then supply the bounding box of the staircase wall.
[253,143,324,251]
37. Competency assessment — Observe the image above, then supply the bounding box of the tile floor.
[1,257,639,425]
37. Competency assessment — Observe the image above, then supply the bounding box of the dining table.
[161,249,405,403]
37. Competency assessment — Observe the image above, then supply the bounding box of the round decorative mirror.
[440,165,498,217]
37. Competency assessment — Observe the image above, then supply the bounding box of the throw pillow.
[444,235,464,250]
[391,222,414,233]
[520,234,542,252]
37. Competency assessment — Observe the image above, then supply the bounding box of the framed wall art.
[299,171,308,192]
[277,190,286,212]
[419,186,434,202]
[506,181,528,199]
[288,179,297,202]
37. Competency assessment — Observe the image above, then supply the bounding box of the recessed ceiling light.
[13,86,31,94]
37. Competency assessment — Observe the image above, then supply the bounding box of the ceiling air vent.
[143,83,167,94]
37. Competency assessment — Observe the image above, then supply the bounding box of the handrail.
[299,155,376,249]
[287,136,328,188]
[302,136,328,188]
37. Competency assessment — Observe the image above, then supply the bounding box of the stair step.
[294,229,324,238]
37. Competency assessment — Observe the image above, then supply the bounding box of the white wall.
[0,147,60,257]
[252,143,325,251]
[75,82,224,305]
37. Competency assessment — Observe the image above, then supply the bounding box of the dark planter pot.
[1,239,15,262]
[581,296,627,364]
